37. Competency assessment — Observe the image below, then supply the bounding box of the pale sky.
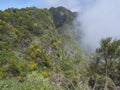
[0,0,94,11]
[0,0,47,10]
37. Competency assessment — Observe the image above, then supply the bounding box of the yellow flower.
[33,23,38,27]
[29,45,34,49]
[29,61,37,70]
[45,53,51,60]
[36,48,41,53]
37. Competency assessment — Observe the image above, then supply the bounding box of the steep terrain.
[0,6,120,90]
[49,6,76,29]
[0,7,86,90]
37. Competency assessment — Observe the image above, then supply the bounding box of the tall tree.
[89,37,120,90]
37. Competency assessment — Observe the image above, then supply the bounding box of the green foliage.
[0,72,61,90]
[89,37,120,89]
[1,6,114,90]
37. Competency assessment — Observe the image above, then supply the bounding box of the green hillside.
[0,7,84,90]
[0,7,120,90]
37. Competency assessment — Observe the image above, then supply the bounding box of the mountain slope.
[0,7,62,76]
[49,6,76,29]
[0,7,85,90]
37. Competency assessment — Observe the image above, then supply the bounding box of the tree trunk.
[104,59,108,90]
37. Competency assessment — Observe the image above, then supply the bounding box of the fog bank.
[44,0,120,50]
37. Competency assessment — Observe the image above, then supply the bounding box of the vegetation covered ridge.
[0,6,120,90]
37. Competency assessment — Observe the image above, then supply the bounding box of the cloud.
[78,0,120,50]
[43,0,120,50]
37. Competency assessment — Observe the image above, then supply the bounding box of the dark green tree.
[89,37,120,89]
